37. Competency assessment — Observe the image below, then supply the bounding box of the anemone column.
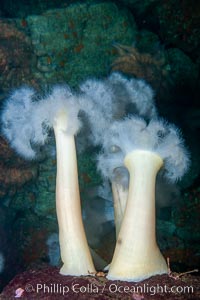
[54,111,95,276]
[111,182,128,238]
[107,150,168,281]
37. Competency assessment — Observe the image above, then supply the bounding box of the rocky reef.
[0,0,199,295]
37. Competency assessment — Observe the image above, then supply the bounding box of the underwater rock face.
[0,19,36,92]
[26,2,138,86]
[118,0,200,61]
[0,137,38,197]
[112,43,198,109]
[0,0,69,18]
[157,0,200,58]
[116,0,159,15]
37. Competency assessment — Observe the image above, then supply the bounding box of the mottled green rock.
[10,150,102,217]
[136,30,161,54]
[167,48,198,89]
[27,2,138,86]
[34,157,57,216]
[78,151,102,191]
[116,0,158,15]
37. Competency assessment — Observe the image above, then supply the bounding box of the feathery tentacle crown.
[1,85,81,159]
[79,72,157,145]
[97,116,190,182]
